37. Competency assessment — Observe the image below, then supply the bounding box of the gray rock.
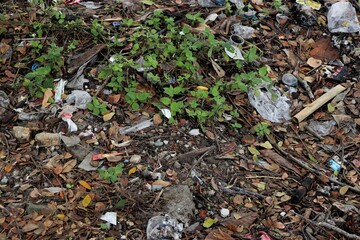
[60,135,80,147]
[162,185,195,226]
[26,203,56,216]
[12,126,31,143]
[35,132,60,146]
[67,141,90,160]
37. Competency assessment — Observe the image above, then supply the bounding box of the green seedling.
[87,98,109,116]
[253,122,270,137]
[98,163,124,183]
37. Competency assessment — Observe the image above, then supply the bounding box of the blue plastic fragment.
[329,159,341,172]
[213,0,225,5]
[112,22,121,27]
[32,63,40,71]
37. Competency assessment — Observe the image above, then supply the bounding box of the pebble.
[12,126,31,143]
[220,208,230,218]
[35,132,60,146]
[130,155,141,163]
[282,73,298,87]
[154,139,163,147]
[189,129,200,136]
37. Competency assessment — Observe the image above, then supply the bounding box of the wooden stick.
[294,84,347,122]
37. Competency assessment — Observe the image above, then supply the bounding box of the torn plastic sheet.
[79,1,101,9]
[308,120,336,137]
[224,44,244,60]
[327,1,360,33]
[100,212,117,225]
[54,78,67,103]
[59,105,78,132]
[147,215,183,240]
[66,90,92,109]
[248,86,291,123]
[231,24,256,39]
[67,58,92,89]
[119,119,153,135]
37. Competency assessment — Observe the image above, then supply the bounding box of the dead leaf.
[82,194,92,207]
[211,58,225,78]
[339,185,349,195]
[42,89,53,108]
[107,94,121,104]
[79,180,92,190]
[54,165,63,175]
[260,150,302,175]
[22,223,39,232]
[309,37,339,61]
[128,167,137,175]
[205,228,235,240]
[62,159,77,173]
[307,57,322,68]
[211,177,218,191]
[205,129,215,140]
[103,112,115,122]
[152,179,171,187]
[153,113,162,125]
[233,195,244,205]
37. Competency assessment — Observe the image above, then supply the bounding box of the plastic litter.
[189,129,200,136]
[327,2,360,33]
[296,0,321,10]
[231,24,256,39]
[66,90,92,109]
[119,119,153,135]
[67,74,89,90]
[229,34,244,45]
[220,208,230,218]
[308,120,336,137]
[224,45,244,60]
[295,3,317,27]
[282,73,298,87]
[329,156,341,173]
[100,212,117,225]
[248,86,291,123]
[54,78,67,103]
[161,109,172,119]
[79,1,101,9]
[198,0,224,7]
[0,90,10,108]
[59,105,78,132]
[146,215,183,240]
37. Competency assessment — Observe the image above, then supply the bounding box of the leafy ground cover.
[0,0,359,239]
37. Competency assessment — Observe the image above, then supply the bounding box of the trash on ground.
[198,0,224,7]
[119,119,153,135]
[248,85,291,123]
[79,1,101,9]
[54,78,67,103]
[294,84,347,122]
[66,90,92,109]
[224,44,244,60]
[220,208,230,218]
[59,105,78,132]
[100,212,117,225]
[231,24,256,39]
[161,109,172,119]
[296,0,321,10]
[327,1,360,33]
[308,120,336,137]
[189,129,200,136]
[146,215,183,240]
[329,156,341,173]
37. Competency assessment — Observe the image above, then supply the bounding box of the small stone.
[35,132,60,146]
[154,139,163,147]
[189,129,200,136]
[60,135,80,147]
[163,140,169,145]
[12,126,31,143]
[282,73,298,87]
[173,161,181,169]
[220,208,230,218]
[151,184,163,191]
[130,155,141,163]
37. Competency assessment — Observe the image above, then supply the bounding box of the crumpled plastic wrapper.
[147,215,183,240]
[327,2,360,33]
[66,90,92,109]
[248,86,291,123]
[308,120,336,137]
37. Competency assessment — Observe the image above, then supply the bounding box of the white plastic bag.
[327,2,360,33]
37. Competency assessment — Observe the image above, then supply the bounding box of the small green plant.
[273,0,283,11]
[98,163,124,183]
[125,83,152,111]
[99,223,109,230]
[87,98,109,116]
[185,13,204,24]
[253,122,270,137]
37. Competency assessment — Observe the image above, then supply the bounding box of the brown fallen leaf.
[309,37,339,61]
[22,223,39,232]
[260,149,302,175]
[152,179,171,187]
[62,159,77,173]
[205,228,235,240]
